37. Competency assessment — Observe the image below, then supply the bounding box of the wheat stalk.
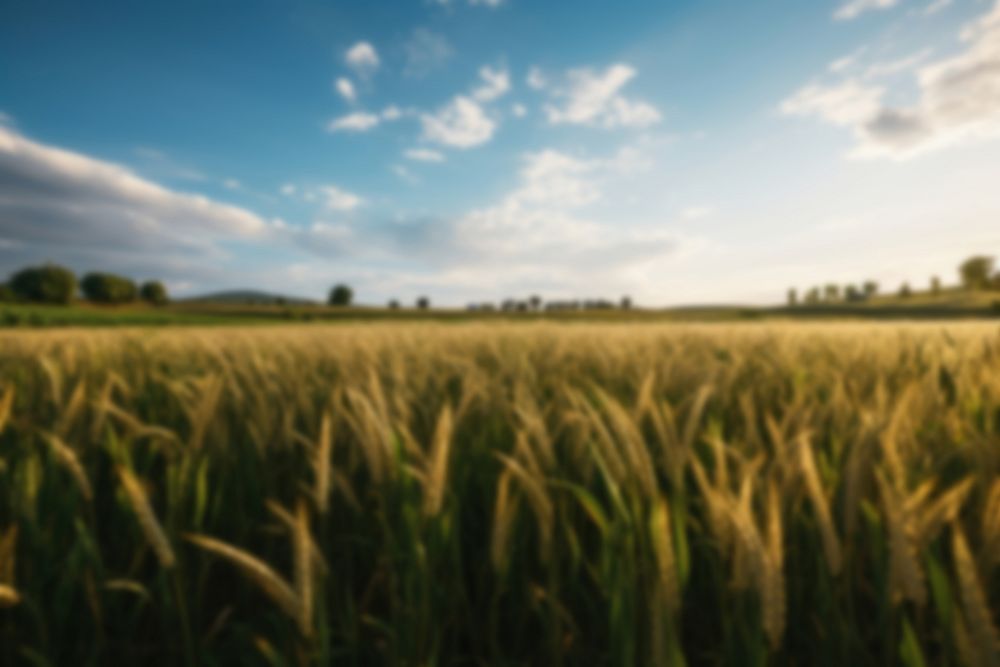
[185,533,304,632]
[952,523,1000,665]
[118,466,176,569]
[43,433,93,502]
[423,403,454,518]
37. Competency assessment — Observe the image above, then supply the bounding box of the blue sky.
[1,0,998,305]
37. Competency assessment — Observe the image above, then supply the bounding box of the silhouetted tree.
[863,281,879,299]
[417,296,430,310]
[82,273,138,304]
[620,296,632,310]
[328,284,353,306]
[960,256,994,290]
[930,276,942,295]
[845,285,863,302]
[805,287,821,305]
[787,288,798,307]
[824,284,840,302]
[10,264,77,304]
[388,299,400,309]
[140,281,168,306]
[528,295,542,311]
[899,282,912,299]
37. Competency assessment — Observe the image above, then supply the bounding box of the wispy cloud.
[327,111,381,132]
[403,28,453,78]
[405,148,446,162]
[421,96,496,148]
[345,41,379,76]
[335,77,356,102]
[834,0,901,21]
[543,64,661,129]
[783,1,1000,158]
[472,65,511,102]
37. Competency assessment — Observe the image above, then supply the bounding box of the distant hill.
[180,290,318,306]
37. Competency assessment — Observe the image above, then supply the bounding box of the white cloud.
[472,65,511,102]
[327,111,381,132]
[335,77,356,102]
[0,125,273,282]
[544,64,662,128]
[780,80,885,127]
[280,183,296,196]
[444,147,684,290]
[320,185,363,211]
[834,0,901,21]
[391,165,419,184]
[345,41,379,75]
[403,28,452,78]
[863,49,932,78]
[381,105,404,121]
[223,178,242,190]
[512,103,527,118]
[921,0,952,16]
[405,148,446,162]
[526,66,547,90]
[421,95,496,148]
[783,1,1000,158]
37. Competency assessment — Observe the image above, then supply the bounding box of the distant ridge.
[180,290,318,306]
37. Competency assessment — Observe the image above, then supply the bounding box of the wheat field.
[1,322,999,665]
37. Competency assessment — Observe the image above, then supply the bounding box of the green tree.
[81,272,138,304]
[416,296,430,310]
[328,284,353,306]
[529,295,542,311]
[388,299,400,309]
[863,281,879,299]
[805,287,821,305]
[9,264,77,304]
[0,283,12,302]
[959,256,994,290]
[140,281,169,306]
[824,284,840,302]
[787,288,798,307]
[620,295,632,310]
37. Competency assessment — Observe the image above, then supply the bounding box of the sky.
[1,0,999,306]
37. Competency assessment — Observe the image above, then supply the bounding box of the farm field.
[1,322,999,666]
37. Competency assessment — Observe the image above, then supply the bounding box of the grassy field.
[2,291,999,329]
[1,322,999,665]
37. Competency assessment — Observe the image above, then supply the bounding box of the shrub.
[9,264,77,304]
[140,281,169,306]
[81,272,138,304]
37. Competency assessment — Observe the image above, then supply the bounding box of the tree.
[620,296,633,310]
[416,296,430,310]
[81,272,138,304]
[328,284,353,306]
[787,288,798,307]
[528,295,542,311]
[845,285,863,302]
[10,264,77,304]
[824,284,840,302]
[930,276,942,295]
[805,287,821,305]
[959,256,994,290]
[863,281,879,299]
[0,284,12,303]
[388,299,400,309]
[140,280,168,306]
[899,282,912,299]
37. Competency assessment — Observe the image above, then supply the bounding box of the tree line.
[786,255,999,306]
[0,264,168,306]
